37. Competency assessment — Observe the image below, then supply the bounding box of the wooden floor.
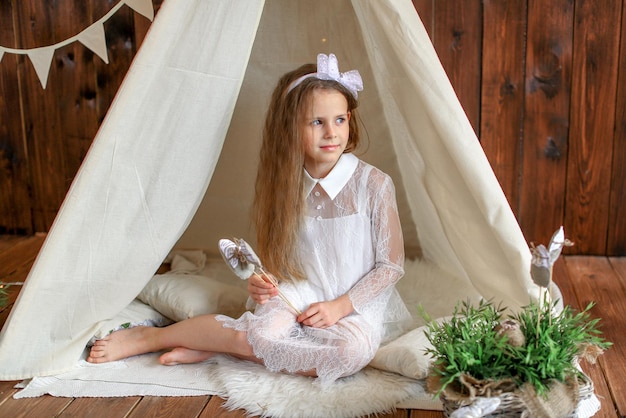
[0,234,624,418]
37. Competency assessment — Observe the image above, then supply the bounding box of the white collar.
[303,153,359,200]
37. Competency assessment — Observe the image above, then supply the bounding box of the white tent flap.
[0,0,264,380]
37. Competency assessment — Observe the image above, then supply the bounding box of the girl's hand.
[247,272,278,304]
[298,295,354,328]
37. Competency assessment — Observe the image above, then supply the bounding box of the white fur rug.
[15,351,440,418]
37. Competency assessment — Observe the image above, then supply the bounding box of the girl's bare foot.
[159,347,215,365]
[87,326,158,363]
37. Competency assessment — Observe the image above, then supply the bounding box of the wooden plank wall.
[413,0,626,256]
[0,0,162,234]
[1,0,625,255]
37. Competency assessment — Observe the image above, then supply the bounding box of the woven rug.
[14,351,441,418]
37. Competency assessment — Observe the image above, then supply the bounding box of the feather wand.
[530,226,574,340]
[219,238,302,315]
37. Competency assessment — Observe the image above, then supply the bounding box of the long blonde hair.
[253,63,361,282]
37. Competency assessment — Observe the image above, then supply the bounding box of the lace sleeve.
[347,172,405,313]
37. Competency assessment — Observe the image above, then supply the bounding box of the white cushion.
[369,323,434,379]
[137,273,249,321]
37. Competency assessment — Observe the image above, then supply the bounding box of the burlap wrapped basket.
[439,370,594,418]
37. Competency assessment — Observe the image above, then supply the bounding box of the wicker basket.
[441,371,595,418]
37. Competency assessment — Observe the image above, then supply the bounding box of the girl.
[88,54,411,386]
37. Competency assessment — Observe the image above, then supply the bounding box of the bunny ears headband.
[287,53,363,99]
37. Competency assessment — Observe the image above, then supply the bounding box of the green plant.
[423,300,511,392]
[0,284,9,308]
[510,300,610,395]
[424,298,611,397]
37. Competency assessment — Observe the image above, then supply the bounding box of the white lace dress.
[217,153,411,386]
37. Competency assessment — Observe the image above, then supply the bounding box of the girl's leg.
[159,347,263,366]
[159,347,221,365]
[87,314,253,364]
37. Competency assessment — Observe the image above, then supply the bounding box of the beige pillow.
[137,273,249,321]
[369,317,451,379]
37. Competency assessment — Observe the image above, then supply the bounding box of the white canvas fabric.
[0,0,535,384]
[0,0,264,379]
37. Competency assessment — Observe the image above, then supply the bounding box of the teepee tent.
[0,0,535,382]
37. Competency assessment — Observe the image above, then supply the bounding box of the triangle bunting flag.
[125,0,155,21]
[78,22,109,64]
[27,47,55,89]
